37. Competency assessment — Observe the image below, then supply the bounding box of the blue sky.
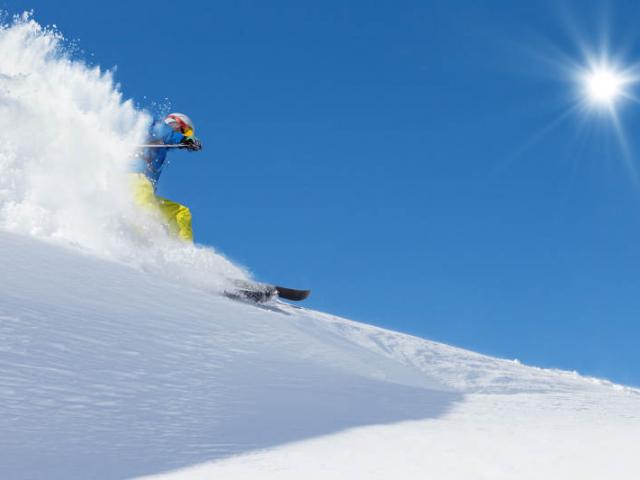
[4,0,640,386]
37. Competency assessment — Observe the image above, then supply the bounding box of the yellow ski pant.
[130,174,193,242]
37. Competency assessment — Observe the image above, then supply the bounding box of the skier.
[132,113,202,242]
[131,113,311,303]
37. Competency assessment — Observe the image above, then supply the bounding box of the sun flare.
[583,67,625,105]
[577,57,637,112]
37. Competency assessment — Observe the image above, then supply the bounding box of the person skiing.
[132,113,202,242]
[129,113,311,303]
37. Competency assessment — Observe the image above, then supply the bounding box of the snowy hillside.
[2,230,640,480]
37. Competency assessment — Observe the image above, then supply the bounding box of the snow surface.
[3,231,640,480]
[1,13,640,480]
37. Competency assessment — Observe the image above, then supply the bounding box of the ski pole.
[136,144,188,148]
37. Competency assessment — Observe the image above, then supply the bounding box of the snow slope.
[2,230,640,480]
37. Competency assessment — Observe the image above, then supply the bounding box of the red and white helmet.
[165,113,195,136]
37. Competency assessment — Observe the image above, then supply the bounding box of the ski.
[274,285,311,301]
[226,282,310,304]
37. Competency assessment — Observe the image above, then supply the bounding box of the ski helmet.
[165,113,195,137]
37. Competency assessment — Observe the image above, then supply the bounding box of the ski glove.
[181,137,202,151]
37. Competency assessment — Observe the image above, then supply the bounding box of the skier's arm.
[159,125,201,151]
[149,120,202,151]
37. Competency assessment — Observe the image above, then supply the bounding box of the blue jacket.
[135,120,189,187]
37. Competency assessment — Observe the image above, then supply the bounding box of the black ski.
[274,285,311,301]
[226,281,310,304]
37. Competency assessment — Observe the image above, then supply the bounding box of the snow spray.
[0,13,250,292]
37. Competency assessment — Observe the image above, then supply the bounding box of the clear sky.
[3,0,640,386]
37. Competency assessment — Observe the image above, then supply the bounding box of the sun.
[583,67,625,105]
[578,60,634,110]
